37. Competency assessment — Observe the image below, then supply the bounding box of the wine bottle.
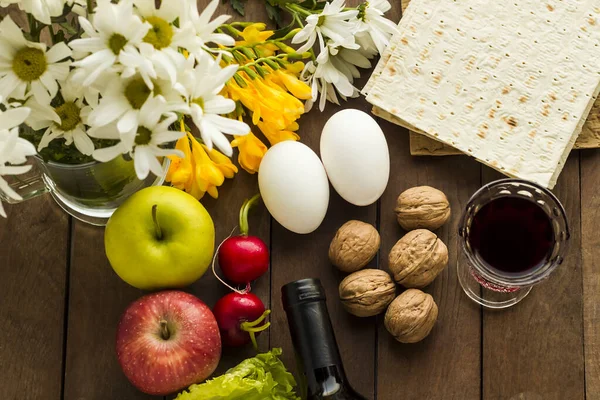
[282,278,368,400]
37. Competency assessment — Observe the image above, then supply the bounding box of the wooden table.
[1,1,599,399]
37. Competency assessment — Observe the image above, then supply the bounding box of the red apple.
[116,291,221,395]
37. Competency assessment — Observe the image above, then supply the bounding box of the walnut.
[388,229,448,288]
[339,269,396,317]
[384,289,438,343]
[394,186,451,230]
[329,220,380,273]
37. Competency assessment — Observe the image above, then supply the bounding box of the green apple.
[105,186,215,290]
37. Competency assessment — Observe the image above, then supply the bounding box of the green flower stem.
[228,21,255,27]
[27,14,42,42]
[285,3,313,17]
[239,193,261,237]
[239,52,308,72]
[219,23,243,38]
[86,0,94,16]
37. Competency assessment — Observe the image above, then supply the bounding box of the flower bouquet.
[0,0,397,218]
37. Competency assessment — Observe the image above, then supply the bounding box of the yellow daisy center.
[192,97,205,110]
[135,126,153,145]
[108,33,128,55]
[317,15,326,26]
[124,78,152,110]
[55,102,81,131]
[12,47,47,82]
[143,16,173,50]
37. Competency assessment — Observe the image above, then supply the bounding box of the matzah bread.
[375,0,600,154]
[364,0,600,188]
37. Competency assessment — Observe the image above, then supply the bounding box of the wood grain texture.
[481,155,585,400]
[580,150,600,399]
[269,97,378,399]
[63,221,158,400]
[171,0,273,383]
[376,120,482,400]
[394,0,600,155]
[0,198,69,400]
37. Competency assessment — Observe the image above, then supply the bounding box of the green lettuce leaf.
[175,348,300,400]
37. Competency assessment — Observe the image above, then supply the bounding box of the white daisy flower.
[355,31,380,59]
[292,0,360,55]
[24,79,95,155]
[0,105,37,217]
[0,16,72,105]
[356,0,398,54]
[180,0,235,59]
[69,0,151,87]
[306,44,359,111]
[1,0,64,24]
[87,73,164,135]
[303,43,364,112]
[182,55,249,157]
[89,96,184,179]
[131,0,189,85]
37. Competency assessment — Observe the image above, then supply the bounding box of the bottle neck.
[286,300,348,397]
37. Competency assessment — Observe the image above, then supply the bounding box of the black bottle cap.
[281,278,326,310]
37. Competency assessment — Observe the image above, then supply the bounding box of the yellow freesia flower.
[267,65,312,100]
[231,132,268,174]
[166,132,237,200]
[166,134,193,189]
[257,120,300,145]
[202,143,238,179]
[236,24,279,57]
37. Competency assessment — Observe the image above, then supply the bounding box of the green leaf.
[271,20,296,39]
[298,0,325,10]
[229,0,246,16]
[59,22,78,34]
[175,349,300,400]
[265,2,283,27]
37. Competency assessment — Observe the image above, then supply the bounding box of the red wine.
[467,196,554,274]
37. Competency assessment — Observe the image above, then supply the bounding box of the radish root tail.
[211,226,250,295]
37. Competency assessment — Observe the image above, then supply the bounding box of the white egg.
[258,141,329,234]
[320,109,390,206]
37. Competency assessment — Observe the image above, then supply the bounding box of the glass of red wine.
[457,179,570,309]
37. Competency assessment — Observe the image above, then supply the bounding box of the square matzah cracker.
[365,0,600,188]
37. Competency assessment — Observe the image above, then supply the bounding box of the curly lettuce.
[175,348,300,400]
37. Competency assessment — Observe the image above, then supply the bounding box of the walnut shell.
[339,269,396,317]
[384,289,438,343]
[388,229,448,288]
[394,186,451,230]
[329,220,380,273]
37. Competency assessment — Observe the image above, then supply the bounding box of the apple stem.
[239,194,261,237]
[240,310,271,351]
[211,226,250,295]
[159,320,170,340]
[152,204,163,240]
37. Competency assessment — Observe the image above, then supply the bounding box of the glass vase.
[1,155,169,226]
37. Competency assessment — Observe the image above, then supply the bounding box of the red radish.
[213,292,270,348]
[217,194,269,286]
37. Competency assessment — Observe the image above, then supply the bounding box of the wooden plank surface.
[269,95,378,398]
[63,221,157,400]
[0,198,69,400]
[1,0,598,399]
[373,5,482,399]
[376,120,482,400]
[481,156,585,400]
[172,0,273,381]
[581,150,600,399]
